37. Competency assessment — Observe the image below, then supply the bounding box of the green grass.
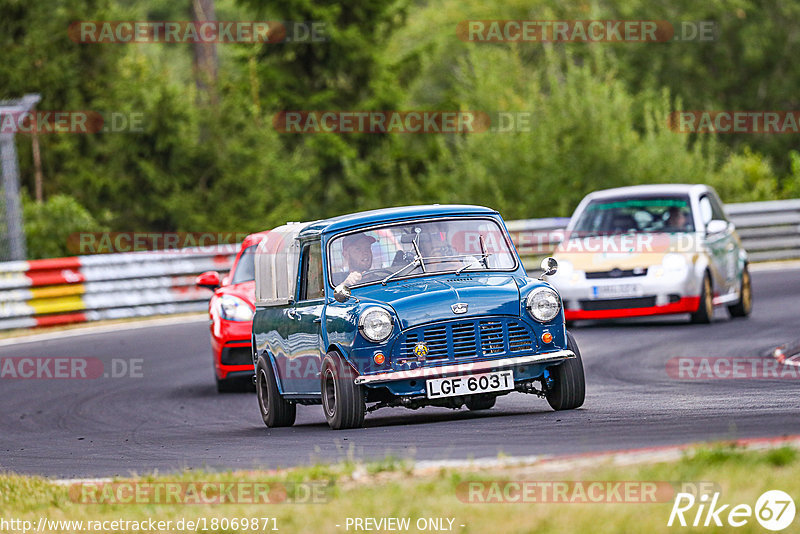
[1,444,798,533]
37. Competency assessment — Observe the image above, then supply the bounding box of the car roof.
[583,184,710,200]
[298,204,499,237]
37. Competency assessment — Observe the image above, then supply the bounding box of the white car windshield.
[328,218,516,287]
[572,196,695,235]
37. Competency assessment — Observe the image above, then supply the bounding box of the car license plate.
[426,370,514,399]
[592,284,641,299]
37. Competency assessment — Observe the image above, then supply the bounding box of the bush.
[22,194,106,259]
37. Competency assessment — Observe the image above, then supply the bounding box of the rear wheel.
[728,265,752,318]
[321,351,365,430]
[465,395,496,411]
[546,331,586,411]
[256,356,296,427]
[690,273,714,324]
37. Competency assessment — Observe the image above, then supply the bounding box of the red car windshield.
[230,245,257,284]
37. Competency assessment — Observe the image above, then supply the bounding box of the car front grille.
[221,345,252,365]
[396,318,536,362]
[585,268,647,279]
[579,296,656,311]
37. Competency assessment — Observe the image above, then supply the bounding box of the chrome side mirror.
[333,283,352,303]
[539,257,558,280]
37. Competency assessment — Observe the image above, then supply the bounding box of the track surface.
[1,269,799,478]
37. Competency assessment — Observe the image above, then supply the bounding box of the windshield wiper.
[381,257,421,285]
[382,233,425,285]
[455,234,492,274]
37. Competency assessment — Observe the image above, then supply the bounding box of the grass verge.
[1,443,798,533]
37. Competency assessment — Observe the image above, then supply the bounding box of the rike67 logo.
[668,490,795,531]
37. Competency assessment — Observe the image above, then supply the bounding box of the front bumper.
[555,268,701,320]
[354,350,574,385]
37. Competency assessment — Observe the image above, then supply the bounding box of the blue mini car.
[251,205,585,429]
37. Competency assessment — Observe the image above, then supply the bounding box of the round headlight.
[218,295,254,321]
[526,287,561,323]
[359,308,394,342]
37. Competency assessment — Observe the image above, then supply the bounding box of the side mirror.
[195,271,220,290]
[539,257,558,280]
[333,283,352,303]
[706,220,728,235]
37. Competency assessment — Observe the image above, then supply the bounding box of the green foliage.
[22,194,106,259]
[2,0,799,259]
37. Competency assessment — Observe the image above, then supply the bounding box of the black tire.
[320,351,365,430]
[690,273,714,324]
[465,395,496,411]
[256,356,296,427]
[216,375,254,393]
[546,331,586,411]
[728,265,752,318]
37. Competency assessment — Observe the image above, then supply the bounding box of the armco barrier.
[0,247,236,331]
[0,199,797,331]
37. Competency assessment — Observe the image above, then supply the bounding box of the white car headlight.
[662,253,688,272]
[526,287,561,323]
[553,259,573,278]
[218,295,254,322]
[359,308,394,342]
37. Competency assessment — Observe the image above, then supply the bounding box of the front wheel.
[690,273,714,324]
[216,375,253,393]
[321,352,365,430]
[256,356,296,427]
[728,265,752,318]
[545,331,586,411]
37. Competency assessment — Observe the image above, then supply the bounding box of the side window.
[698,197,714,226]
[299,241,324,301]
[709,194,728,222]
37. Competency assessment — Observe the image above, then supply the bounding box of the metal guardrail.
[0,247,236,331]
[0,199,797,331]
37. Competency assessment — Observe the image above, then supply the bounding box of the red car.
[196,232,267,392]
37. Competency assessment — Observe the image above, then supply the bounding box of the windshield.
[328,218,516,287]
[230,245,257,284]
[571,196,695,235]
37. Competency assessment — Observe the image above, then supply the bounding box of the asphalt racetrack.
[1,267,798,478]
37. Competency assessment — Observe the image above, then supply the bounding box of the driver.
[665,206,690,231]
[334,233,376,286]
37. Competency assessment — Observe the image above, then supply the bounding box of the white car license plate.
[426,370,514,399]
[592,284,641,299]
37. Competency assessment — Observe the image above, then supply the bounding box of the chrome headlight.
[359,308,394,342]
[526,287,561,322]
[218,295,254,321]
